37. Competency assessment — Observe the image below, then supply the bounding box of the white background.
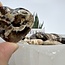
[0,0,65,34]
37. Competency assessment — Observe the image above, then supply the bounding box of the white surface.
[0,37,5,43]
[9,42,65,65]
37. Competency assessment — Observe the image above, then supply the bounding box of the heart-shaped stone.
[0,6,34,42]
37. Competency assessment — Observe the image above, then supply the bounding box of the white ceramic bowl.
[9,42,65,65]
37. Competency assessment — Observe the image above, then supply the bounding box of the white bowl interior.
[9,42,65,65]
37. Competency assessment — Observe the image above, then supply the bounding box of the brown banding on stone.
[0,6,34,42]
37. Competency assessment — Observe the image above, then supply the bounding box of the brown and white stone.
[0,6,34,42]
